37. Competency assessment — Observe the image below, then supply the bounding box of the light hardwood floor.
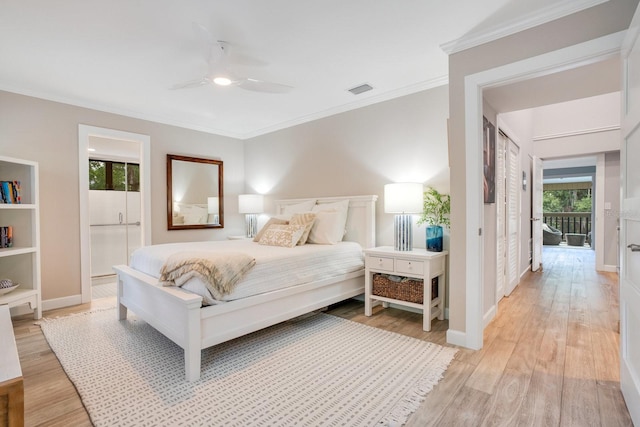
[12,246,632,426]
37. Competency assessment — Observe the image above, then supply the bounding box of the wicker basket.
[372,274,438,304]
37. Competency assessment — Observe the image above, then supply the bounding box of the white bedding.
[129,240,365,305]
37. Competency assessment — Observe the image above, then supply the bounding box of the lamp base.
[394,214,413,251]
[245,214,258,238]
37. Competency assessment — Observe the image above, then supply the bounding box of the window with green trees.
[89,160,139,191]
[543,188,591,213]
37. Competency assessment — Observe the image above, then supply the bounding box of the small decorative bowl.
[0,278,19,295]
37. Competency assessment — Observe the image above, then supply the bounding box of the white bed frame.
[113,195,377,381]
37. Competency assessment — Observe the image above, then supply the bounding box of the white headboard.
[274,195,378,249]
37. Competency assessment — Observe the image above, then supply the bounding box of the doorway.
[457,31,625,350]
[78,125,151,303]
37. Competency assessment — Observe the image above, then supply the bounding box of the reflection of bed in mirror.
[114,195,377,381]
[167,154,223,230]
[172,202,218,225]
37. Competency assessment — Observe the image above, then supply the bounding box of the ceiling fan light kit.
[213,76,233,86]
[172,23,293,94]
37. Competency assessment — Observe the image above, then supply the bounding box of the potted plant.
[417,187,450,252]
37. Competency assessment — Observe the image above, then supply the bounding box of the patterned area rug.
[39,308,456,427]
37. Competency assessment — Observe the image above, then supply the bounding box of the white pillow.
[282,199,316,215]
[307,210,345,244]
[311,199,349,241]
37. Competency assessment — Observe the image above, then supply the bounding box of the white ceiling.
[0,0,605,139]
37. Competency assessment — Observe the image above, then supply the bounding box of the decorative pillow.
[307,210,345,244]
[282,199,316,215]
[253,217,289,242]
[309,200,349,245]
[289,212,317,245]
[258,224,306,248]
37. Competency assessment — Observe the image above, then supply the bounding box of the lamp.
[384,183,423,251]
[238,194,264,238]
[207,197,219,224]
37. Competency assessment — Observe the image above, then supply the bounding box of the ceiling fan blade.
[236,78,293,94]
[170,77,211,90]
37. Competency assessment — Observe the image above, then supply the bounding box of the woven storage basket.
[372,274,439,304]
[372,274,423,304]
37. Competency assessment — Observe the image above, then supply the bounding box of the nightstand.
[227,235,251,240]
[364,246,448,331]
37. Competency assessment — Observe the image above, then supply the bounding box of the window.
[89,160,140,192]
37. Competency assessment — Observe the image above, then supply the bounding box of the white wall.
[604,151,621,269]
[244,85,451,250]
[533,92,621,158]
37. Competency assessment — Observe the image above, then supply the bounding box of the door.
[505,137,520,296]
[496,131,507,301]
[531,156,543,271]
[620,4,640,424]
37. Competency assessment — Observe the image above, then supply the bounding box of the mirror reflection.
[167,154,223,230]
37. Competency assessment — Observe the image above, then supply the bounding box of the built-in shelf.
[0,156,41,319]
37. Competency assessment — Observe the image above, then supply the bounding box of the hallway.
[331,246,631,426]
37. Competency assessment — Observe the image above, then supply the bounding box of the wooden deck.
[11,246,631,426]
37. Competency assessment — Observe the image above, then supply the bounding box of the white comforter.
[129,240,364,305]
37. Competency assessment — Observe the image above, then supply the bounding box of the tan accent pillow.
[253,217,289,242]
[289,212,317,245]
[258,224,306,248]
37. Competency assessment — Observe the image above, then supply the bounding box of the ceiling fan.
[171,23,292,94]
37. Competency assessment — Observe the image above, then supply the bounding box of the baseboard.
[43,294,83,311]
[484,305,496,327]
[446,328,467,347]
[599,264,618,273]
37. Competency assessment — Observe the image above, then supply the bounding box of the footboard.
[114,264,365,382]
[113,265,204,381]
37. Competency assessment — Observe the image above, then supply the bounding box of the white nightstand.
[227,235,251,240]
[364,246,448,332]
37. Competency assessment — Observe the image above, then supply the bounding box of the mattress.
[129,240,365,305]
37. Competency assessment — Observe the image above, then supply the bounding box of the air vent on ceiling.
[348,83,373,95]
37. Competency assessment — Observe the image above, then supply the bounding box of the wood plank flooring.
[11,247,632,426]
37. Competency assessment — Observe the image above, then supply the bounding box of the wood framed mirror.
[167,154,223,230]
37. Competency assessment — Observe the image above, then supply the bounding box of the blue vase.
[426,225,443,252]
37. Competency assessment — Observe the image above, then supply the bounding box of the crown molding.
[1,75,448,141]
[241,75,449,139]
[441,0,608,55]
[0,84,247,140]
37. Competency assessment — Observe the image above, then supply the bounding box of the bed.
[113,195,377,381]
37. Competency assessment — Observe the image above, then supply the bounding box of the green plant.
[417,187,451,228]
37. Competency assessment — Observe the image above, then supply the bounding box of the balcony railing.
[543,212,592,242]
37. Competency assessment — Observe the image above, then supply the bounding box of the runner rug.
[39,308,456,426]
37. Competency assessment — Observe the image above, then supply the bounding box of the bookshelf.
[0,156,41,319]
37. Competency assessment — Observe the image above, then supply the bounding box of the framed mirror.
[167,154,223,230]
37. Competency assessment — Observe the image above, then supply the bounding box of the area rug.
[39,308,457,427]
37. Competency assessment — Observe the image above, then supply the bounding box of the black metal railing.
[543,212,592,242]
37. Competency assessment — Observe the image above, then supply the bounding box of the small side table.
[364,246,448,332]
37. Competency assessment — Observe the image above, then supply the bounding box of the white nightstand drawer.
[396,259,424,275]
[366,256,394,272]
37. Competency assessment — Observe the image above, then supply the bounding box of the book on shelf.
[0,181,21,204]
[0,226,13,248]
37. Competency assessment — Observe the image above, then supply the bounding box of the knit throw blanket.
[159,251,256,300]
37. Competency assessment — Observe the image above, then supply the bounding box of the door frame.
[458,30,625,350]
[78,125,151,303]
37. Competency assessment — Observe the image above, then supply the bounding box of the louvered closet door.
[505,138,520,296]
[495,132,507,302]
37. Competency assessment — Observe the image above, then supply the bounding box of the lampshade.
[238,194,264,214]
[384,183,423,213]
[207,197,219,214]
